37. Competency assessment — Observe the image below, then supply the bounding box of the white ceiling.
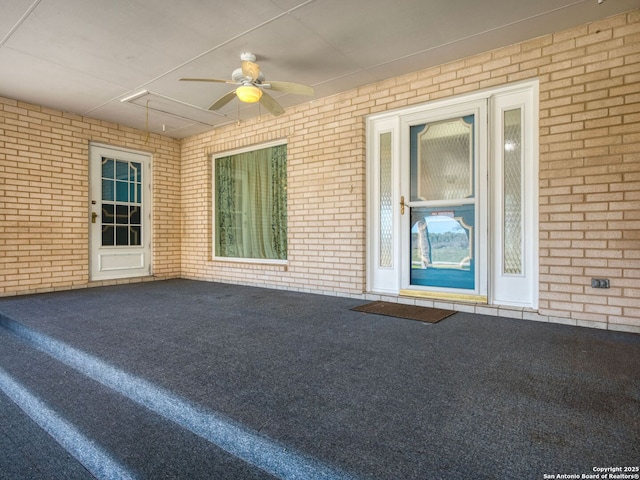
[1,0,638,138]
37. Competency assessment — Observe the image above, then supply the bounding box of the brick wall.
[1,10,638,332]
[181,10,640,332]
[181,100,368,296]
[0,99,182,295]
[536,11,640,332]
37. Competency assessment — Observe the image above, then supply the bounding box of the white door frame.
[89,143,152,281]
[366,80,538,308]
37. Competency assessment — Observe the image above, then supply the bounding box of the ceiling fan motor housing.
[240,52,257,63]
[232,68,264,84]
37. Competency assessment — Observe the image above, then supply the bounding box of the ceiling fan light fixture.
[236,85,262,103]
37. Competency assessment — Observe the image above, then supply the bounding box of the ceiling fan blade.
[241,61,261,81]
[266,80,314,96]
[180,78,236,84]
[259,91,284,116]
[209,90,237,111]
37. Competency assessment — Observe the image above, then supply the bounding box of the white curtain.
[215,145,287,260]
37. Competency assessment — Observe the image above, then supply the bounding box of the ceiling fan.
[180,53,314,116]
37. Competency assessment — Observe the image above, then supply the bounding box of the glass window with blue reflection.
[100,157,142,247]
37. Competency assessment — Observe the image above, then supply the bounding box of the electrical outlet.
[591,278,610,289]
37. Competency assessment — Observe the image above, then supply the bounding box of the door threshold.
[400,289,488,304]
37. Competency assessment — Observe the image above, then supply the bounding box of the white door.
[89,144,152,281]
[400,99,488,301]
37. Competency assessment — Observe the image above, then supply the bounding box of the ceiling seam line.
[135,0,317,90]
[82,0,318,116]
[364,0,587,72]
[0,0,42,48]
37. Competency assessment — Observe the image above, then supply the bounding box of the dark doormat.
[351,301,456,324]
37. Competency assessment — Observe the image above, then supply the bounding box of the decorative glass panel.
[503,109,523,275]
[130,226,141,246]
[379,132,392,268]
[215,144,287,260]
[411,116,474,202]
[130,206,140,225]
[102,158,114,179]
[130,162,141,182]
[130,184,141,203]
[102,204,114,224]
[102,226,114,246]
[410,205,475,290]
[116,205,128,224]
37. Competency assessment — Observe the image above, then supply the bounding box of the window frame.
[211,140,288,265]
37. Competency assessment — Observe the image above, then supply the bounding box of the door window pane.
[102,226,114,246]
[130,184,141,203]
[102,180,114,201]
[130,226,141,246]
[116,226,128,246]
[411,116,474,202]
[409,115,476,291]
[116,205,128,224]
[102,204,114,224]
[410,205,475,290]
[100,156,143,247]
[130,206,140,225]
[116,181,128,202]
[130,162,141,182]
[115,161,129,180]
[102,158,114,179]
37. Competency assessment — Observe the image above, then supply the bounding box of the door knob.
[91,212,98,223]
